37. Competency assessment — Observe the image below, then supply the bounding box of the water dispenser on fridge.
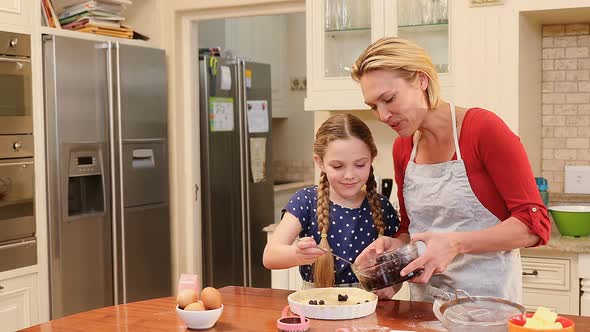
[66,149,105,218]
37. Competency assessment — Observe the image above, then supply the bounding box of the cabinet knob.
[13,141,22,151]
[9,38,18,48]
[522,269,539,276]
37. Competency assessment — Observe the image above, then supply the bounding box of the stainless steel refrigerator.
[43,35,171,319]
[199,55,273,288]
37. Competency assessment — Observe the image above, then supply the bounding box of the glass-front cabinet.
[305,0,451,111]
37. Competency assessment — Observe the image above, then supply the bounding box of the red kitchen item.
[277,305,310,332]
[508,313,575,331]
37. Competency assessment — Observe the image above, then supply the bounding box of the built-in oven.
[0,32,32,135]
[0,135,35,272]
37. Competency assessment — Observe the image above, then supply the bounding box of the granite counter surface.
[523,232,590,254]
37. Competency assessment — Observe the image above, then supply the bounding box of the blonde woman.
[263,113,400,294]
[352,37,550,303]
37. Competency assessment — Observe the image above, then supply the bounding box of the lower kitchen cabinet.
[0,269,39,332]
[521,253,580,315]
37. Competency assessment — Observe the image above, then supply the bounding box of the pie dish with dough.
[287,287,377,320]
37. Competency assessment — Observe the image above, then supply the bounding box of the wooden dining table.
[21,286,590,331]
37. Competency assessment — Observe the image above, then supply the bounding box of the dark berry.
[309,300,314,305]
[357,302,360,304]
[365,300,369,303]
[318,300,325,305]
[337,294,348,302]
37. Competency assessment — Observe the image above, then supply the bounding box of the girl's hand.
[294,237,327,265]
[400,232,461,284]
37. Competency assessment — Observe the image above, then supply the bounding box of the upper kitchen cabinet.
[305,0,451,111]
[0,0,33,33]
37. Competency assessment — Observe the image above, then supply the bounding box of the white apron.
[403,103,522,303]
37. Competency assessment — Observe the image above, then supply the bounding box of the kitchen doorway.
[188,8,313,285]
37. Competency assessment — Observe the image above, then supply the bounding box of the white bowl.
[288,287,377,320]
[176,304,223,329]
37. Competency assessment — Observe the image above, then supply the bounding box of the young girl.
[263,113,401,290]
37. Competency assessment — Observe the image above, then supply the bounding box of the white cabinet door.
[0,0,32,32]
[0,272,39,332]
[521,254,580,316]
[225,15,289,118]
[305,0,452,111]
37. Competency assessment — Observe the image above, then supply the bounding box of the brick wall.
[542,24,590,193]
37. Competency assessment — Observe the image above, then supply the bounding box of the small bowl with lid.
[351,243,422,291]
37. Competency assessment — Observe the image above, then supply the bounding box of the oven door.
[0,158,35,243]
[0,55,32,134]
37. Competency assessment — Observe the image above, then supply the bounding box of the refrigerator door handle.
[200,56,215,285]
[106,41,120,304]
[237,59,248,287]
[114,42,128,304]
[238,59,253,287]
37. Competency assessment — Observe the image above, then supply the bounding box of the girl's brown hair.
[351,36,441,110]
[313,113,385,288]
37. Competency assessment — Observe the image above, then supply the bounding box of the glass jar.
[352,243,423,291]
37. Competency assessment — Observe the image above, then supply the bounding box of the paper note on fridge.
[249,137,266,183]
[246,100,269,133]
[245,69,252,88]
[209,97,234,132]
[220,65,231,90]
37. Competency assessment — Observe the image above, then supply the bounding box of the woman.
[351,37,550,302]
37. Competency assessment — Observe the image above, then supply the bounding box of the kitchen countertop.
[20,286,590,331]
[549,192,590,204]
[273,180,313,192]
[523,232,590,254]
[262,223,277,233]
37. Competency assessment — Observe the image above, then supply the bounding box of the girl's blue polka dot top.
[283,185,400,284]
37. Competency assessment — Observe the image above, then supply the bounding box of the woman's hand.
[401,232,461,284]
[355,236,408,269]
[294,237,327,265]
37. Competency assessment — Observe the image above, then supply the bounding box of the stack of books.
[58,0,133,39]
[41,0,60,28]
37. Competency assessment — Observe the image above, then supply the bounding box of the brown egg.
[200,287,222,310]
[176,289,198,309]
[184,301,206,311]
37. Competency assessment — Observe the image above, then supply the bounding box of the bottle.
[535,177,549,207]
[381,178,393,199]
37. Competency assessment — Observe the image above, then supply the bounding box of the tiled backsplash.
[272,160,314,183]
[542,23,590,193]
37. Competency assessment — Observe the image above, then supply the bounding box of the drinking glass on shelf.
[325,0,336,30]
[335,0,351,30]
[421,0,435,25]
[397,0,408,26]
[438,0,449,23]
[406,0,422,26]
[350,0,370,29]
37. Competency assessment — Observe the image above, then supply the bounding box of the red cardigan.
[393,108,551,246]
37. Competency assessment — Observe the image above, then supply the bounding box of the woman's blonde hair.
[351,37,441,110]
[312,113,385,288]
